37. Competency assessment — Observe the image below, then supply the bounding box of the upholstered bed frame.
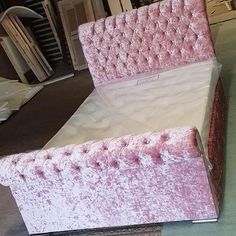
[0,0,227,235]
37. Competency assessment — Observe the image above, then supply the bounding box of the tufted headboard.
[79,0,214,87]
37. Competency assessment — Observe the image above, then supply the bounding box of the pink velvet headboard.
[79,0,215,86]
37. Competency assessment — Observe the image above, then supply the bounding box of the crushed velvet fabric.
[208,79,227,207]
[79,0,214,86]
[0,127,218,234]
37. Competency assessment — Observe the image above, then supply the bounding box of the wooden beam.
[1,15,46,81]
[11,15,53,77]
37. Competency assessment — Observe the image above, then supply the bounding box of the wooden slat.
[108,0,123,16]
[83,0,95,22]
[12,14,53,76]
[8,15,49,78]
[4,14,46,80]
[42,0,62,53]
[120,0,133,12]
[58,1,77,69]
[1,15,46,81]
[91,0,106,20]
[58,0,94,70]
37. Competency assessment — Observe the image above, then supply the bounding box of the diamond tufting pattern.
[0,127,218,234]
[79,0,214,86]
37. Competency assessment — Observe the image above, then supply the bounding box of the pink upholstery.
[0,127,218,234]
[79,0,214,86]
[0,1,222,234]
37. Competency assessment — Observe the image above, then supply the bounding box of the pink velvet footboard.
[0,127,218,234]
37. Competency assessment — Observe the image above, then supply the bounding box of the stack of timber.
[0,6,54,83]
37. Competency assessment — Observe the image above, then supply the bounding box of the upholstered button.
[133,156,140,164]
[122,141,128,147]
[152,153,163,164]
[12,160,17,165]
[54,166,61,173]
[19,174,25,180]
[103,146,108,150]
[64,151,72,156]
[83,149,89,154]
[72,165,80,171]
[161,133,169,142]
[36,169,45,178]
[45,154,52,160]
[143,139,150,145]
[95,162,100,167]
[111,160,118,168]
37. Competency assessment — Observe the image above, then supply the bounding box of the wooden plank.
[0,36,29,83]
[1,15,46,81]
[83,0,95,22]
[3,14,46,80]
[120,0,133,12]
[58,0,95,71]
[71,33,87,69]
[58,1,78,69]
[209,10,236,24]
[42,0,62,53]
[12,15,53,77]
[93,0,106,19]
[7,15,48,80]
[91,0,106,20]
[108,0,123,16]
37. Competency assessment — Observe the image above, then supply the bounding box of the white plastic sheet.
[45,59,221,160]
